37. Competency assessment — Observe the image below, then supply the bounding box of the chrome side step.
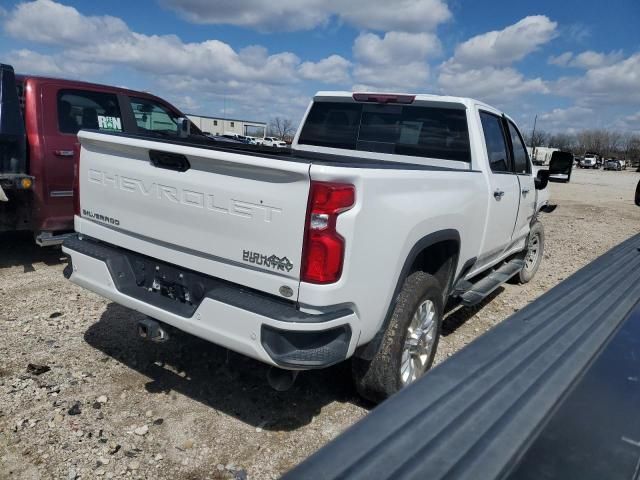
[457,259,525,307]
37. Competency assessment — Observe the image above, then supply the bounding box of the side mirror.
[635,180,640,207]
[177,117,190,138]
[548,151,574,184]
[535,169,549,190]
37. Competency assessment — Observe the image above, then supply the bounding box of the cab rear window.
[57,90,122,134]
[298,101,471,162]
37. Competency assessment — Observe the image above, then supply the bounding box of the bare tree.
[621,133,640,166]
[525,129,550,149]
[604,131,622,157]
[268,117,295,139]
[548,132,576,151]
[576,129,606,154]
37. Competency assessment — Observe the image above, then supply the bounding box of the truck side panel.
[298,164,487,346]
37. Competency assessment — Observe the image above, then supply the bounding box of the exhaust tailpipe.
[267,367,299,392]
[137,317,169,343]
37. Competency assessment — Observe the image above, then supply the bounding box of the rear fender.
[354,229,460,361]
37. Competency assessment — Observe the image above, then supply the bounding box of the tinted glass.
[480,112,510,173]
[130,97,180,135]
[298,101,471,162]
[507,121,530,174]
[57,90,122,134]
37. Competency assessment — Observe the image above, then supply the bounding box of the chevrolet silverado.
[63,91,555,401]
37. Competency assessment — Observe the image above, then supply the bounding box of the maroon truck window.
[57,89,122,135]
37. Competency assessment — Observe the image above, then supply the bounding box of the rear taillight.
[301,181,355,284]
[72,154,80,216]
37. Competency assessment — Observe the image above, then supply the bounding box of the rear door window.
[298,101,471,162]
[480,111,511,173]
[507,120,530,174]
[57,90,122,134]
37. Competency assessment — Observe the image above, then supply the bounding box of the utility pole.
[223,95,226,134]
[530,114,538,160]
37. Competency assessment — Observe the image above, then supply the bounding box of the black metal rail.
[285,233,640,480]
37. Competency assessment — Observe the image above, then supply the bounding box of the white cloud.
[352,62,430,92]
[555,52,640,106]
[447,15,557,69]
[350,32,439,91]
[298,55,351,84]
[548,51,573,67]
[69,35,301,85]
[3,1,305,86]
[438,66,547,103]
[623,111,640,124]
[6,49,109,78]
[437,16,557,104]
[4,0,128,46]
[156,75,311,122]
[161,0,451,32]
[570,50,624,68]
[537,106,595,131]
[353,31,441,66]
[1,0,345,124]
[337,0,451,33]
[548,50,624,69]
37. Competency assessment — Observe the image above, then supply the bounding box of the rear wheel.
[352,271,443,403]
[517,221,544,284]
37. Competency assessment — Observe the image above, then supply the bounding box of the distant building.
[187,114,266,138]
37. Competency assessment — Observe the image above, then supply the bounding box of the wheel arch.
[354,229,461,361]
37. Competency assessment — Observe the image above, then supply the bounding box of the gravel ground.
[1,168,639,479]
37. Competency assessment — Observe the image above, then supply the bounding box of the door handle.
[521,188,530,195]
[493,189,505,200]
[54,150,74,157]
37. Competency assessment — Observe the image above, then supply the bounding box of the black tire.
[517,221,544,284]
[352,271,443,403]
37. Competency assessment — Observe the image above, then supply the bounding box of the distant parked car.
[206,134,246,144]
[262,136,287,147]
[221,134,251,144]
[604,159,622,171]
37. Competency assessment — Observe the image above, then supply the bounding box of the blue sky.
[1,0,639,134]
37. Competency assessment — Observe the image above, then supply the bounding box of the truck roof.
[15,73,171,105]
[314,91,501,113]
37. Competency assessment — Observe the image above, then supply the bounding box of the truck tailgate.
[76,131,310,296]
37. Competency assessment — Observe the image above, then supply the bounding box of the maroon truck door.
[39,84,124,233]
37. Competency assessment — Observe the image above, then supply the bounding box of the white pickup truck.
[63,91,555,401]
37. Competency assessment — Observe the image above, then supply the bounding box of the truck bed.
[88,130,474,171]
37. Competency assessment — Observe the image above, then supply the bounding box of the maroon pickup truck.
[0,63,202,245]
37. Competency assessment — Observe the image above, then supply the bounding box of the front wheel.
[517,221,545,283]
[352,272,443,403]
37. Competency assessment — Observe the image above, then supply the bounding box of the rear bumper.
[62,234,358,369]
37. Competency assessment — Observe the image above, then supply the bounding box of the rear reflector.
[301,182,355,284]
[352,93,415,104]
